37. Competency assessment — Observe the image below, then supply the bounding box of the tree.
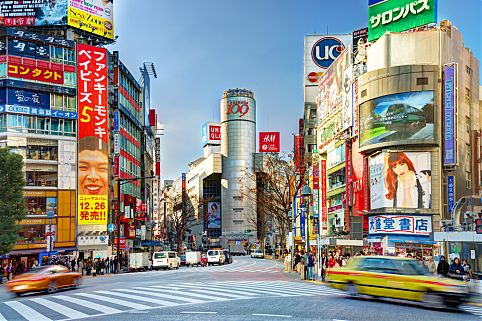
[0,148,26,255]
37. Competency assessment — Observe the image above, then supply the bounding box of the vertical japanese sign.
[345,142,352,230]
[313,165,319,220]
[443,64,457,166]
[447,175,455,215]
[77,44,108,226]
[321,160,327,230]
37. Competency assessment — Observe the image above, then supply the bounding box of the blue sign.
[0,105,77,119]
[311,37,345,69]
[447,175,455,214]
[108,224,116,233]
[201,123,208,146]
[7,28,75,48]
[113,110,120,131]
[368,0,387,6]
[443,65,456,166]
[7,89,50,109]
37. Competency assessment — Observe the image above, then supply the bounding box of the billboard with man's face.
[77,44,109,226]
[359,91,434,148]
[369,151,432,210]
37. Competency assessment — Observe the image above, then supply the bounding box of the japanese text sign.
[368,215,432,235]
[259,132,280,152]
[8,62,64,85]
[77,44,108,226]
[68,0,115,40]
[447,175,455,214]
[368,0,437,42]
[443,64,456,166]
[321,160,328,230]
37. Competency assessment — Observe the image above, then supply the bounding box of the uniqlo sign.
[259,132,280,153]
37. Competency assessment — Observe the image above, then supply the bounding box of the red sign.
[321,160,327,230]
[313,165,319,190]
[226,100,249,117]
[209,125,221,141]
[307,71,323,83]
[8,62,64,85]
[345,142,352,231]
[113,237,126,248]
[259,132,280,152]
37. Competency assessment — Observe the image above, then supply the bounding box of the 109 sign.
[226,100,249,118]
[311,37,345,69]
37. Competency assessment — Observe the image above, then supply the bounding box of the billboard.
[368,0,437,42]
[369,214,432,236]
[0,0,67,26]
[443,64,456,166]
[369,151,432,210]
[8,62,64,85]
[207,202,221,229]
[259,132,280,153]
[202,122,221,147]
[447,175,455,214]
[77,44,108,226]
[304,35,352,87]
[353,27,368,78]
[316,47,352,130]
[359,91,434,148]
[4,89,50,109]
[321,160,327,230]
[67,0,114,40]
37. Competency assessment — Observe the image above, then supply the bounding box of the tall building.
[220,89,256,244]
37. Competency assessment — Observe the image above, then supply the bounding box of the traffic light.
[476,219,482,234]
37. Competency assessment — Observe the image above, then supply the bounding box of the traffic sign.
[108,223,116,232]
[476,219,482,234]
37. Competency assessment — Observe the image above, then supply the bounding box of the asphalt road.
[0,256,481,321]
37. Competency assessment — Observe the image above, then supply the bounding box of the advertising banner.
[370,151,432,210]
[0,0,67,26]
[294,135,304,174]
[353,27,368,78]
[202,122,221,147]
[0,105,77,119]
[67,0,114,40]
[46,197,57,217]
[316,47,352,130]
[368,214,432,235]
[207,202,221,229]
[443,64,456,166]
[300,205,305,240]
[321,160,327,230]
[304,35,352,87]
[6,28,75,48]
[7,89,50,109]
[359,91,434,148]
[447,175,455,215]
[45,224,57,252]
[77,44,108,226]
[345,142,352,228]
[351,137,368,230]
[8,62,64,85]
[8,38,50,60]
[368,0,437,42]
[259,132,280,152]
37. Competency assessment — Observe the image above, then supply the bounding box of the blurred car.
[327,256,471,308]
[251,249,264,259]
[6,265,81,296]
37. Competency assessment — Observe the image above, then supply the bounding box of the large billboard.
[368,214,432,236]
[68,0,114,40]
[368,0,437,42]
[359,91,434,148]
[304,35,351,87]
[443,64,457,166]
[259,132,280,153]
[207,202,221,229]
[77,44,109,226]
[201,122,221,147]
[369,151,432,210]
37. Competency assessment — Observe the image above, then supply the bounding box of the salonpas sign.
[368,0,437,42]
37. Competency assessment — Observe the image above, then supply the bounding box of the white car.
[207,250,225,266]
[251,249,264,258]
[152,251,180,270]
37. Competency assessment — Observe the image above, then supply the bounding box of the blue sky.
[108,0,481,181]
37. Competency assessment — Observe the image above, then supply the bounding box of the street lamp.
[301,183,312,255]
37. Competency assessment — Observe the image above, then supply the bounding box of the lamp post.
[301,183,312,255]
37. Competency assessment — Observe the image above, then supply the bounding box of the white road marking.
[131,287,207,303]
[29,297,89,319]
[0,312,6,321]
[148,286,228,302]
[253,313,292,318]
[95,290,178,307]
[75,292,151,310]
[4,301,52,321]
[180,311,218,314]
[55,294,122,314]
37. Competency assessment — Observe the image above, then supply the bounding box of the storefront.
[434,231,482,275]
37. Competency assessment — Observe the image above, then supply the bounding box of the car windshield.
[392,259,432,275]
[154,253,166,259]
[255,250,262,253]
[208,251,219,255]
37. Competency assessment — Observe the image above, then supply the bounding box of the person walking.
[320,252,328,282]
[78,259,84,276]
[7,263,13,280]
[307,251,315,280]
[436,255,449,277]
[448,257,465,280]
[105,257,110,274]
[71,258,76,272]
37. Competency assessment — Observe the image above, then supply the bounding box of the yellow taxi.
[6,265,81,296]
[326,256,471,308]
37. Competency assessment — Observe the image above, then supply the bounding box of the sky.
[108,0,482,182]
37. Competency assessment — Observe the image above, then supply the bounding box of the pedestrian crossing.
[0,281,342,321]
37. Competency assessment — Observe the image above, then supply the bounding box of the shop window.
[50,46,63,63]
[63,48,75,65]
[26,170,58,187]
[26,197,47,215]
[17,225,46,244]
[26,144,58,161]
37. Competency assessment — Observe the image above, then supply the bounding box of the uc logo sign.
[311,37,345,69]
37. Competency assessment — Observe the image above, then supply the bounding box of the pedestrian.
[436,255,449,277]
[448,257,465,280]
[7,263,13,280]
[113,257,118,274]
[327,255,337,268]
[71,258,76,272]
[462,259,472,280]
[0,264,4,284]
[320,252,328,282]
[105,257,110,274]
[307,251,315,280]
[78,259,84,276]
[426,257,436,274]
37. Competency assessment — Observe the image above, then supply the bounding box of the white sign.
[45,225,56,252]
[114,133,120,155]
[369,215,432,235]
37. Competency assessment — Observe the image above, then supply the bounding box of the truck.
[229,243,246,256]
[129,252,151,271]
[185,251,202,267]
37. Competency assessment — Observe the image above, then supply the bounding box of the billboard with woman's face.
[369,152,431,210]
[359,91,435,148]
[207,202,221,229]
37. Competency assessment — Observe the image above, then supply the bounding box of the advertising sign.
[207,202,221,228]
[6,28,75,48]
[6,89,50,109]
[447,175,455,214]
[359,91,434,148]
[259,132,280,153]
[368,214,432,236]
[77,44,108,226]
[8,62,64,85]
[316,47,352,130]
[304,35,352,87]
[113,110,119,131]
[353,27,368,78]
[368,0,437,42]
[443,64,456,166]
[0,0,67,26]
[313,165,319,190]
[369,152,432,210]
[294,135,304,174]
[8,38,50,60]
[45,224,56,253]
[345,143,352,227]
[67,0,114,40]
[0,105,77,119]
[46,197,57,217]
[321,160,327,230]
[224,97,255,122]
[202,122,221,147]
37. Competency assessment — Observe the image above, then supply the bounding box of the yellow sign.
[78,195,108,225]
[68,5,114,40]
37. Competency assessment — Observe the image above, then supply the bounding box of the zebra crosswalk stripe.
[95,290,180,306]
[4,301,52,321]
[171,283,263,297]
[75,292,151,310]
[29,297,89,319]
[131,287,207,303]
[168,286,252,300]
[55,294,122,314]
[148,286,230,301]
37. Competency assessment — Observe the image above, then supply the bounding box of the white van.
[207,249,225,266]
[152,251,180,270]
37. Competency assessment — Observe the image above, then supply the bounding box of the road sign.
[476,219,482,234]
[108,223,116,232]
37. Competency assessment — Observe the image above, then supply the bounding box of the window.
[466,171,472,189]
[50,46,63,63]
[466,65,473,76]
[464,88,471,104]
[26,144,58,161]
[26,170,58,187]
[17,225,47,244]
[416,77,428,85]
[63,48,75,65]
[466,116,471,133]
